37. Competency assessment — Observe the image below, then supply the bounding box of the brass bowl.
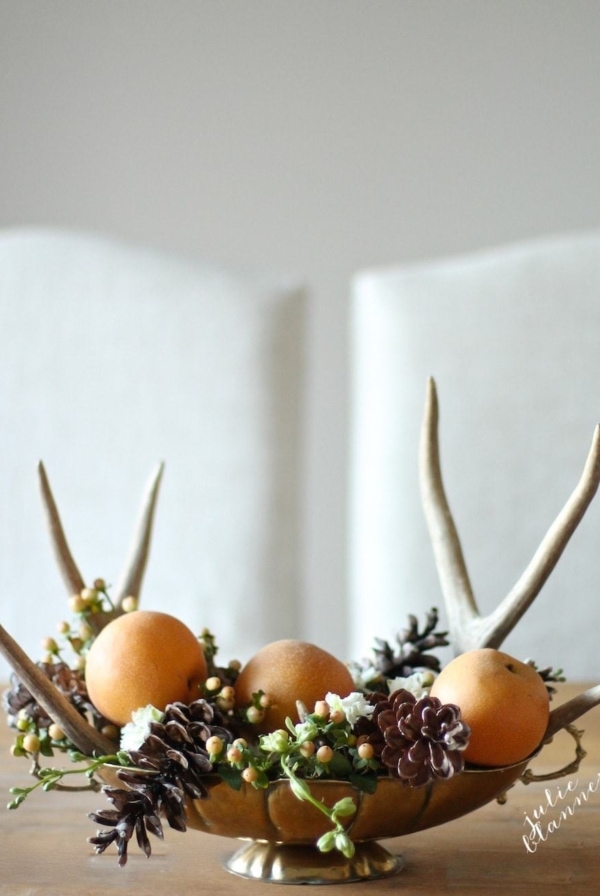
[181,758,530,884]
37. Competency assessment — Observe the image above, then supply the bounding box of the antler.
[112,461,164,608]
[0,463,165,755]
[545,684,600,741]
[38,461,86,596]
[38,461,164,623]
[419,377,600,655]
[0,624,115,755]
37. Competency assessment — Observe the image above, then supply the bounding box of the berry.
[316,745,334,764]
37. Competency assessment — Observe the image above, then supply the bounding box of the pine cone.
[357,609,449,686]
[3,662,111,734]
[89,698,237,865]
[89,788,162,866]
[373,688,470,787]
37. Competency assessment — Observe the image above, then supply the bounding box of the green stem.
[280,757,356,858]
[8,753,122,809]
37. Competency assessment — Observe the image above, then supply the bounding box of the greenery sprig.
[7,751,128,809]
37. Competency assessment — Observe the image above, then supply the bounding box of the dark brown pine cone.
[373,688,470,787]
[122,699,235,802]
[2,662,111,734]
[355,609,450,688]
[89,788,162,866]
[89,698,237,865]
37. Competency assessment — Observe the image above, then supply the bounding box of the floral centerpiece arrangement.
[2,379,600,883]
[3,599,478,865]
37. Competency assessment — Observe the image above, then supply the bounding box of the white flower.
[349,662,380,690]
[325,691,374,725]
[120,704,165,752]
[387,669,436,699]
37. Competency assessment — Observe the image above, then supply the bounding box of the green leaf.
[288,774,311,802]
[253,769,271,790]
[327,751,352,778]
[39,737,54,758]
[68,751,88,763]
[218,765,243,791]
[349,772,378,794]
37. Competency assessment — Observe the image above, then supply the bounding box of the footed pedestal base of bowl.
[225,840,405,885]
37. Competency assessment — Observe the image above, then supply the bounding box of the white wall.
[1,1,600,668]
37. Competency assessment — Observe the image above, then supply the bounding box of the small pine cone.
[3,662,112,735]
[376,689,470,787]
[367,609,450,681]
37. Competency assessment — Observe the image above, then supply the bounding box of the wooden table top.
[1,682,599,895]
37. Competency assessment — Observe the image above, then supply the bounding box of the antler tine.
[0,623,115,756]
[113,462,164,609]
[38,461,85,596]
[480,424,600,649]
[419,379,600,655]
[419,377,480,653]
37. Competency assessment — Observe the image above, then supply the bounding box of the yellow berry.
[217,696,235,712]
[48,723,66,741]
[78,622,94,641]
[41,637,58,654]
[227,746,243,764]
[358,742,374,760]
[68,594,87,614]
[121,595,138,613]
[316,745,334,764]
[242,767,259,784]
[246,706,265,725]
[314,700,330,718]
[206,735,224,756]
[205,676,221,692]
[23,733,41,754]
